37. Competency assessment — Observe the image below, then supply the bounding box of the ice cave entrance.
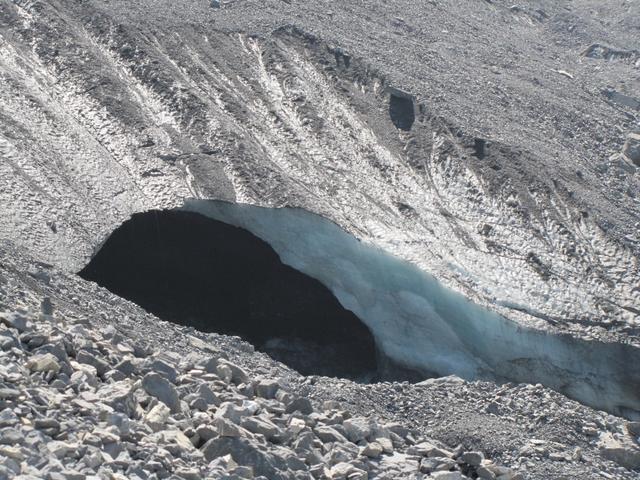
[80,201,640,418]
[79,210,383,379]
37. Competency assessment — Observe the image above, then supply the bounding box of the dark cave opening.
[79,210,379,379]
[389,93,415,131]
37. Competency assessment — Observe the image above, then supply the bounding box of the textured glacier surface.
[184,200,640,419]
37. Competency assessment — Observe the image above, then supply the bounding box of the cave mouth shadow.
[79,210,384,380]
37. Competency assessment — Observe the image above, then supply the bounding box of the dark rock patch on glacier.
[388,89,415,131]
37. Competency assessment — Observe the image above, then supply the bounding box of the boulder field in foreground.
[0,307,524,480]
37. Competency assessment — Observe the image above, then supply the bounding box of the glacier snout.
[183,200,640,419]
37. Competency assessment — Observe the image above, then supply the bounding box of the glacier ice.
[183,199,640,419]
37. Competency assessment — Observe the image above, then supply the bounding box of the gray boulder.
[76,350,110,376]
[217,359,249,385]
[0,311,30,332]
[147,359,178,384]
[256,379,279,399]
[201,436,289,479]
[241,416,281,440]
[461,451,485,467]
[97,381,137,417]
[343,417,371,443]
[286,397,314,415]
[314,426,348,444]
[599,432,640,470]
[142,373,181,413]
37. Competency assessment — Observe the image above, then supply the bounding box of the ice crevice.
[181,200,640,419]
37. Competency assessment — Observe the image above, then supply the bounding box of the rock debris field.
[0,246,639,480]
[1,306,519,480]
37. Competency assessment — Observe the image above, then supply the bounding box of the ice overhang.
[182,200,640,419]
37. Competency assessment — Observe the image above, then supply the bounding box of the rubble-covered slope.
[1,244,640,479]
[1,0,640,478]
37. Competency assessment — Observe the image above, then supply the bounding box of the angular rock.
[150,429,195,456]
[314,425,348,444]
[361,441,383,458]
[34,417,61,435]
[327,462,367,480]
[256,379,279,399]
[623,132,640,166]
[409,441,453,458]
[0,445,24,462]
[20,332,48,349]
[420,457,443,474]
[477,465,497,480]
[26,353,60,373]
[286,397,314,415]
[214,402,255,424]
[142,373,180,413]
[76,350,110,376]
[0,410,19,428]
[175,468,201,480]
[215,363,233,384]
[431,472,463,480]
[148,358,178,384]
[97,381,137,417]
[114,359,139,377]
[329,441,359,464]
[195,424,218,442]
[599,432,640,469]
[627,421,640,439]
[70,369,98,390]
[202,356,219,374]
[144,403,171,432]
[343,417,371,443]
[0,330,19,350]
[217,359,249,385]
[241,416,281,440]
[197,383,220,406]
[213,417,243,437]
[0,428,24,445]
[461,451,484,466]
[0,311,30,332]
[375,436,394,454]
[201,436,287,479]
[0,388,20,401]
[288,417,307,437]
[190,396,208,411]
[47,440,77,459]
[34,342,69,363]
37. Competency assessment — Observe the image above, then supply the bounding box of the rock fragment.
[141,373,181,413]
[26,353,60,373]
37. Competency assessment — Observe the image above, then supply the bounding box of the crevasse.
[183,199,640,419]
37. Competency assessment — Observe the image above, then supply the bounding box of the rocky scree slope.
[1,245,640,479]
[0,246,524,480]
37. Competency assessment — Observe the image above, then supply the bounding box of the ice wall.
[183,200,640,418]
